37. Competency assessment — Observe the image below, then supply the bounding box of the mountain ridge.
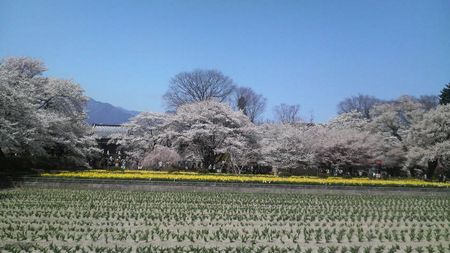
[86,98,139,125]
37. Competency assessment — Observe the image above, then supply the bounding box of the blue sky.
[1,0,449,122]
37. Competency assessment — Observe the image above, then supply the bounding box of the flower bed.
[3,187,449,251]
[40,170,450,188]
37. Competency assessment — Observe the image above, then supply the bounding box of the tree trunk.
[427,160,438,179]
[202,150,216,172]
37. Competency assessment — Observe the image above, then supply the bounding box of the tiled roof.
[92,124,129,138]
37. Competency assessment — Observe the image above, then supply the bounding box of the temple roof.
[92,124,129,138]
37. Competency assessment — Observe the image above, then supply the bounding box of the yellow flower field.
[41,170,450,188]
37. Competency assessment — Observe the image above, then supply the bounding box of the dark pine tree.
[440,83,450,105]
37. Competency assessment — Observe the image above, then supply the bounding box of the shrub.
[141,145,181,170]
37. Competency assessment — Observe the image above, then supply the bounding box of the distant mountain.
[86,98,139,125]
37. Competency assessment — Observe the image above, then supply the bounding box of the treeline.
[119,69,450,179]
[1,57,450,179]
[122,97,450,179]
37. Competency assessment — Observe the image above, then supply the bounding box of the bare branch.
[163,69,235,110]
[337,94,383,119]
[233,87,267,123]
[273,104,301,124]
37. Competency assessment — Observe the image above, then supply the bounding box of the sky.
[1,0,449,122]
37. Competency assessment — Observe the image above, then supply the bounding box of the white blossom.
[0,57,98,168]
[405,104,450,176]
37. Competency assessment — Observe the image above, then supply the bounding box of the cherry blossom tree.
[258,123,317,175]
[405,104,450,178]
[163,100,258,172]
[126,101,258,172]
[369,96,424,142]
[0,57,98,169]
[120,112,172,166]
[313,126,380,176]
[327,111,369,131]
[367,96,425,174]
[142,145,181,169]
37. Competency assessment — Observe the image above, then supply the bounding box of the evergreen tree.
[440,83,450,105]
